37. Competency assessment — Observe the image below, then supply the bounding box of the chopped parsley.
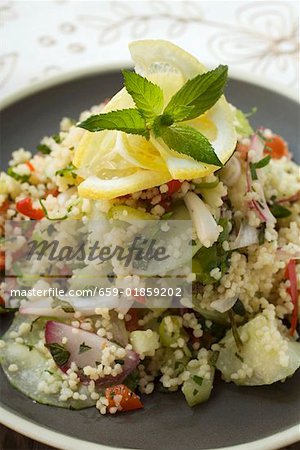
[45,342,70,366]
[192,375,203,386]
[79,342,92,354]
[7,167,30,183]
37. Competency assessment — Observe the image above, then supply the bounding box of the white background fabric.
[1,0,299,100]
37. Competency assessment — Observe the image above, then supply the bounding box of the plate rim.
[0,65,299,450]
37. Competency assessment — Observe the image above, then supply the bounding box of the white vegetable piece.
[184,191,220,248]
[130,330,160,357]
[216,310,300,385]
[230,222,259,250]
[45,321,139,386]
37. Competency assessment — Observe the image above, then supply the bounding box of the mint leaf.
[45,342,70,366]
[78,109,148,138]
[168,105,194,122]
[254,155,271,169]
[122,70,164,123]
[79,342,92,354]
[250,155,271,180]
[269,203,291,219]
[164,65,228,121]
[157,124,223,166]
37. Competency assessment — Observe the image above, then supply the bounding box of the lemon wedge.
[75,40,237,199]
[78,170,171,200]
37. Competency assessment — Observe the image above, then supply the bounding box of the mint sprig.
[155,124,222,167]
[79,108,149,138]
[164,64,228,121]
[78,65,229,166]
[122,69,164,123]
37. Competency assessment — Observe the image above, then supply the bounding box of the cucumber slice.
[181,350,215,407]
[182,370,215,407]
[0,342,95,409]
[159,315,183,347]
[216,311,300,385]
[108,205,157,222]
[0,314,95,409]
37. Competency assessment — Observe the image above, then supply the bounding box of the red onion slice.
[45,321,139,386]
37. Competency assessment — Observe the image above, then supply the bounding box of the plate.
[0,70,299,450]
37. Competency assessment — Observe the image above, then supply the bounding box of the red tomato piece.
[105,384,143,412]
[0,251,5,271]
[16,198,45,220]
[167,180,182,196]
[264,134,290,159]
[25,161,35,172]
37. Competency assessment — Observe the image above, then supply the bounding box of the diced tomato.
[25,160,35,172]
[16,198,45,220]
[105,384,143,412]
[264,134,290,159]
[285,259,298,336]
[167,180,182,196]
[0,199,9,213]
[0,251,5,271]
[45,188,59,198]
[125,308,140,332]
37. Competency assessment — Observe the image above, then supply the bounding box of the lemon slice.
[117,132,167,171]
[129,40,237,179]
[78,170,172,200]
[74,40,237,199]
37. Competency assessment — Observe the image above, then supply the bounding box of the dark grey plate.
[0,72,299,450]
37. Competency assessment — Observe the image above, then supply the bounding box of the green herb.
[51,298,74,313]
[193,389,199,396]
[258,223,266,245]
[79,342,92,354]
[249,162,258,180]
[232,299,246,316]
[269,203,292,219]
[45,342,70,366]
[7,167,30,183]
[254,155,271,168]
[26,344,34,351]
[37,144,51,154]
[164,65,228,120]
[55,163,77,179]
[78,65,229,166]
[192,375,203,386]
[124,369,140,391]
[161,211,174,220]
[249,155,271,180]
[79,108,149,138]
[115,359,125,365]
[44,369,54,375]
[155,124,223,167]
[235,352,244,362]
[228,310,243,352]
[52,134,62,144]
[39,199,68,221]
[210,350,220,367]
[122,69,164,123]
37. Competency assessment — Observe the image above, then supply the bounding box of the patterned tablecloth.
[0,0,299,449]
[0,0,299,102]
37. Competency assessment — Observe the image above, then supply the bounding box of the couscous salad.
[0,41,299,415]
